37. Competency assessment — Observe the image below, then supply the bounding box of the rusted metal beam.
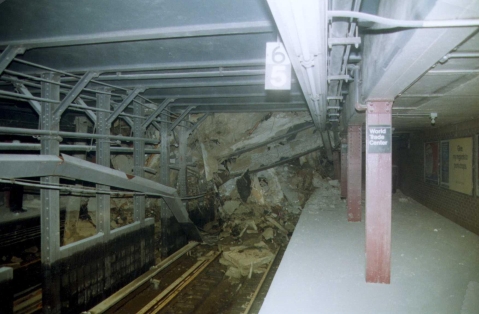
[347,125,362,222]
[365,101,393,284]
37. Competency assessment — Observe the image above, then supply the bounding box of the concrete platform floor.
[259,186,479,314]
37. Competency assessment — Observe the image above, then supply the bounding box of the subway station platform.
[259,187,479,314]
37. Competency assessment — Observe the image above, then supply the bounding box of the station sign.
[265,42,291,90]
[367,125,391,153]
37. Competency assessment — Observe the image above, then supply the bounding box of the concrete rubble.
[210,164,331,279]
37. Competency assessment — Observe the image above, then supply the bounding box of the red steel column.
[340,139,348,199]
[347,125,362,222]
[365,101,393,284]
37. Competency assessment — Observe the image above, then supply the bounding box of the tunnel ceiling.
[0,0,478,137]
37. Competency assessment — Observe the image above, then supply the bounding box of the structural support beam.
[340,139,348,199]
[95,89,111,243]
[40,72,61,314]
[142,98,175,129]
[133,99,147,267]
[52,71,98,124]
[169,106,194,132]
[13,83,41,115]
[365,101,392,284]
[347,125,362,222]
[178,121,188,209]
[133,100,146,225]
[160,112,171,258]
[0,45,24,75]
[106,88,143,126]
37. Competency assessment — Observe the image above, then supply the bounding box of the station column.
[365,101,393,284]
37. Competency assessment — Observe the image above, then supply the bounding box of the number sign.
[265,42,291,90]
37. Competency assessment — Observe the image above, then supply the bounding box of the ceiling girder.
[0,21,274,49]
[266,0,328,130]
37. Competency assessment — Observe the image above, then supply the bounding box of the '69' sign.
[265,42,291,90]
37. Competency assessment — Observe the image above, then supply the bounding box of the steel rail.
[87,242,199,314]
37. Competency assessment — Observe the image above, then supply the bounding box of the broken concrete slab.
[222,200,241,216]
[221,246,274,276]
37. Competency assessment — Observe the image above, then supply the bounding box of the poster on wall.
[441,141,449,186]
[448,137,473,195]
[424,142,439,184]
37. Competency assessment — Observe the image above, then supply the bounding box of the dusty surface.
[260,188,479,314]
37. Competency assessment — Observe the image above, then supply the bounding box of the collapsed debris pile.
[199,162,333,280]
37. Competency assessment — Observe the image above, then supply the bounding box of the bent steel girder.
[0,153,201,240]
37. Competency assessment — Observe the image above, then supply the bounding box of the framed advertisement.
[448,137,473,195]
[424,141,440,184]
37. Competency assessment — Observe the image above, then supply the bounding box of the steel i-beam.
[95,88,111,241]
[347,125,362,222]
[133,100,146,225]
[365,101,393,284]
[40,72,61,314]
[133,99,147,267]
[160,111,171,258]
[178,121,189,209]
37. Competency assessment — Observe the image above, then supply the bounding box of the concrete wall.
[398,117,479,235]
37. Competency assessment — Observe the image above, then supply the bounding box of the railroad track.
[89,242,284,314]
